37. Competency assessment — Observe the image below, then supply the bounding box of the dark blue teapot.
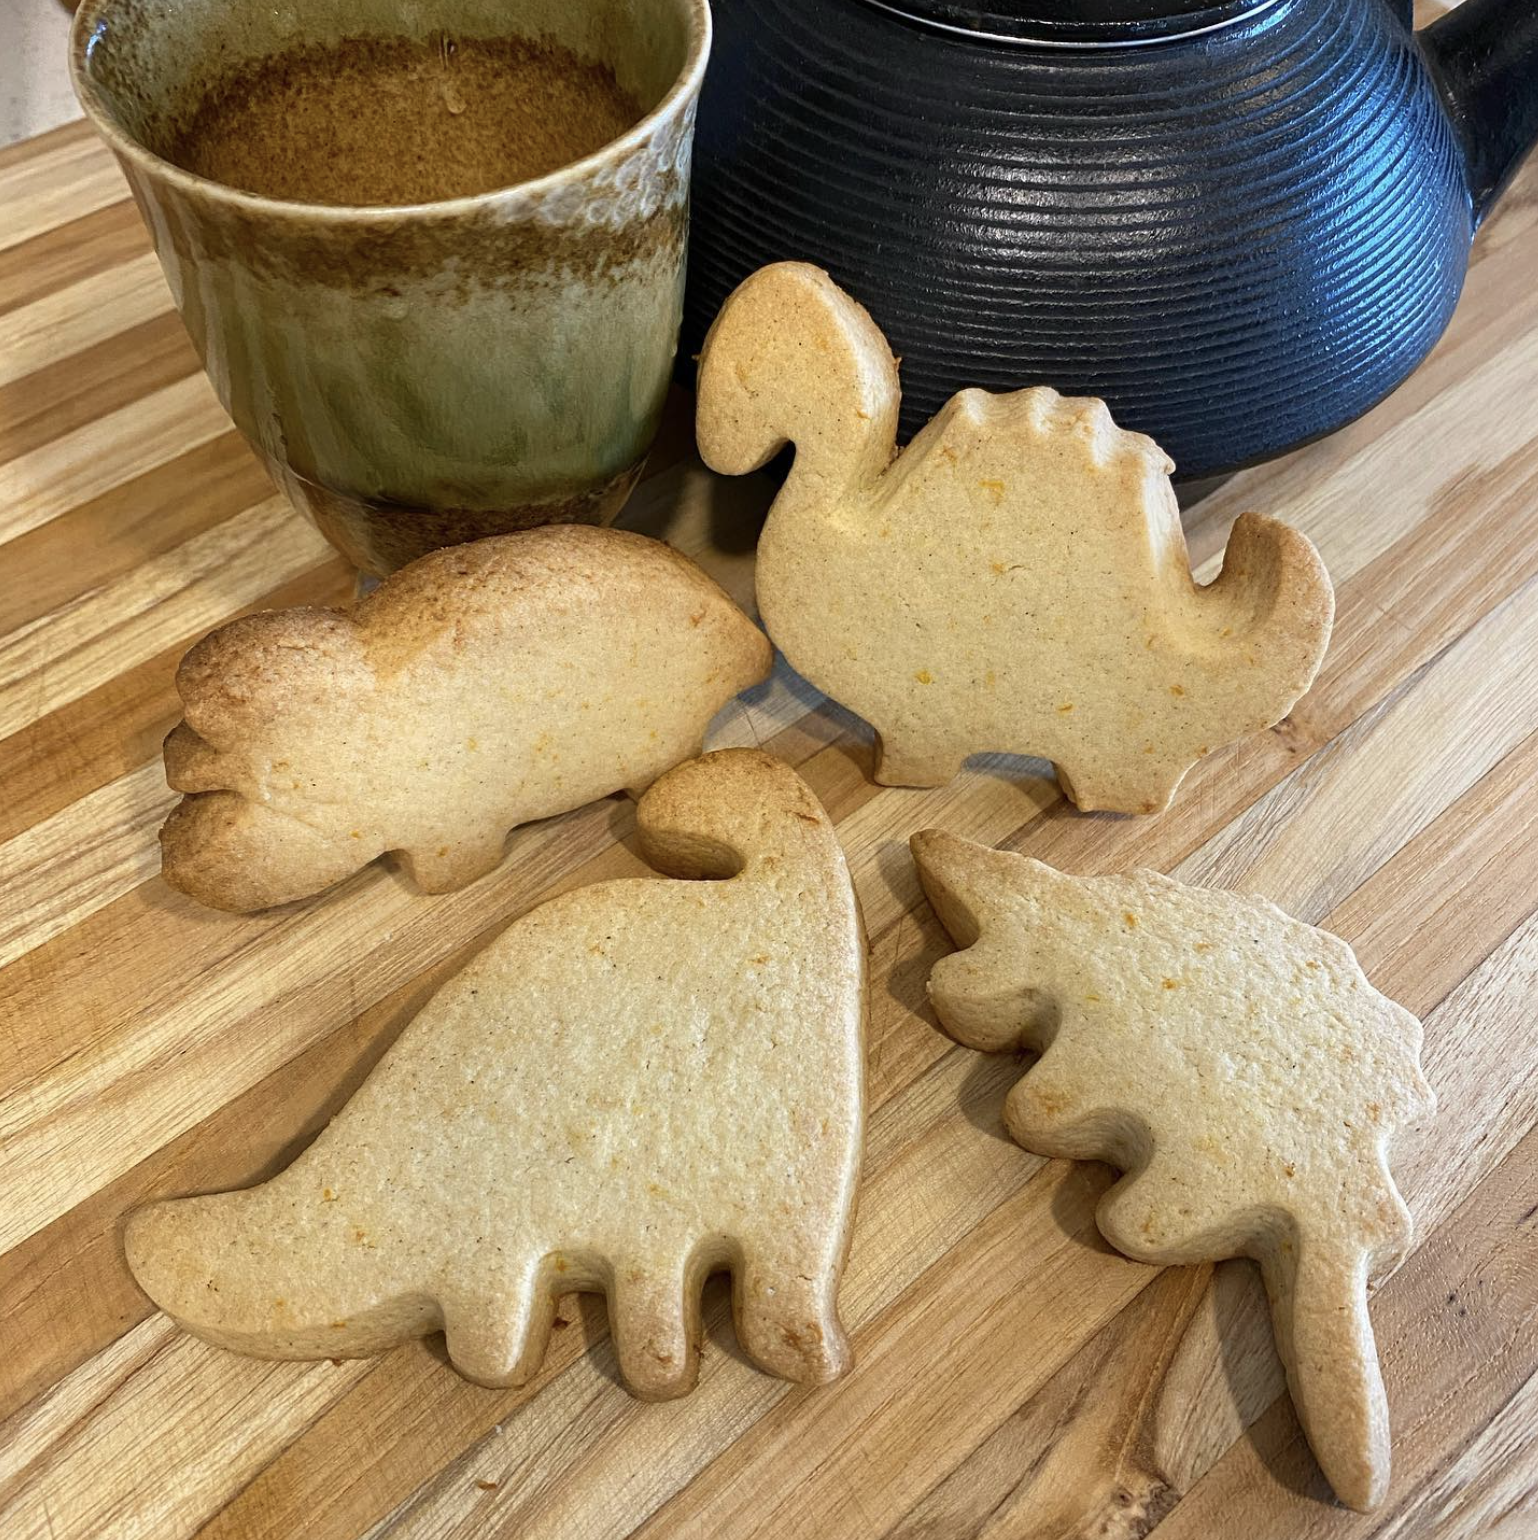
[684,0,1538,478]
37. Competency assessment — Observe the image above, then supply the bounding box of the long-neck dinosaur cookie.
[159,525,772,910]
[697,262,1333,814]
[910,830,1433,1510]
[128,749,866,1397]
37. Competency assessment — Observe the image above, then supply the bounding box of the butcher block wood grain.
[4,76,1538,1540]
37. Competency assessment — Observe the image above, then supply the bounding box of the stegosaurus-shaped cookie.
[911,830,1433,1511]
[697,263,1334,813]
[129,751,866,1397]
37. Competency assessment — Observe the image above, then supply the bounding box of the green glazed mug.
[70,0,709,575]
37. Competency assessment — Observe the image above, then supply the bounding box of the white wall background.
[1,0,82,146]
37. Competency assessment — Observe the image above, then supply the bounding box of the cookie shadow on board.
[961,749,1059,797]
[699,1269,757,1374]
[873,836,955,1015]
[1209,1258,1323,1503]
[704,445,789,556]
[1048,1159,1124,1261]
[618,448,780,558]
[955,1051,1042,1150]
[765,652,876,763]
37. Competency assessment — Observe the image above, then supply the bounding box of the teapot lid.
[857,0,1284,46]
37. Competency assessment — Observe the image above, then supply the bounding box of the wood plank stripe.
[0,1316,181,1506]
[0,118,93,175]
[1188,315,1538,589]
[0,761,174,973]
[0,557,351,846]
[0,201,151,317]
[0,251,168,388]
[0,373,232,545]
[1332,727,1538,1020]
[0,139,126,255]
[882,1264,1213,1540]
[0,1319,373,1540]
[1378,1372,1538,1539]
[1178,575,1538,918]
[0,497,330,740]
[0,309,200,464]
[0,431,277,642]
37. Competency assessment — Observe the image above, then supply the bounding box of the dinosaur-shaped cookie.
[697,263,1334,813]
[911,831,1433,1510]
[128,749,866,1396]
[159,526,772,910]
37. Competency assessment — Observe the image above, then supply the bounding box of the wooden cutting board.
[3,101,1538,1540]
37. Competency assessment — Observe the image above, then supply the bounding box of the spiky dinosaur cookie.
[697,262,1334,813]
[129,750,866,1397]
[159,526,772,910]
[911,830,1433,1511]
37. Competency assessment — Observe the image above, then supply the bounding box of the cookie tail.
[1262,1234,1390,1511]
[160,792,373,911]
[125,1189,433,1362]
[1202,512,1335,706]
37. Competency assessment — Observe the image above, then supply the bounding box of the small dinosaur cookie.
[910,830,1433,1511]
[697,262,1334,813]
[129,749,867,1397]
[159,526,772,910]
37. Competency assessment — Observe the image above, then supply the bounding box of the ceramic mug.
[70,0,710,575]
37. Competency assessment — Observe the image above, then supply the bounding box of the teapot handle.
[1420,0,1538,225]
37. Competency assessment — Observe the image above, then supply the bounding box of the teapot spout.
[1421,0,1538,226]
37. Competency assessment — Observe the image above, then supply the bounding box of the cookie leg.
[398,829,509,893]
[441,1278,554,1388]
[1001,1052,1128,1161]
[1053,760,1186,816]
[873,733,964,789]
[1263,1236,1390,1511]
[608,1261,699,1400]
[732,1252,850,1385]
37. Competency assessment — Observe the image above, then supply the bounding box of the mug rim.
[67,0,712,221]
